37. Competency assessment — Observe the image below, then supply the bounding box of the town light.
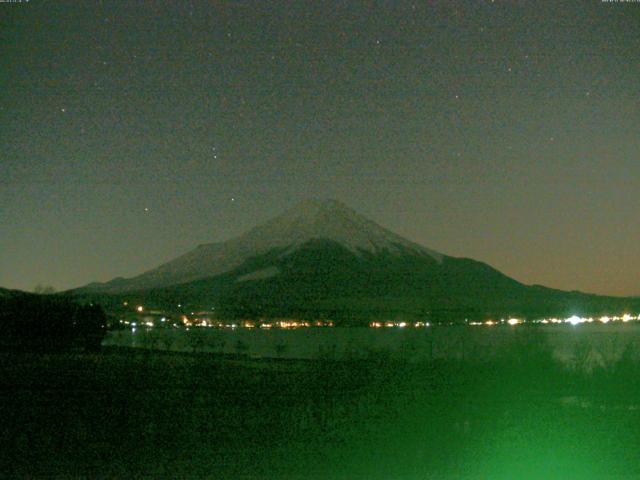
[565,315,583,326]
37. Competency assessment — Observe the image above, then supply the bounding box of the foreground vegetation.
[1,344,640,479]
[0,289,107,351]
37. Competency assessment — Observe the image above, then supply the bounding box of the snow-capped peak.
[81,199,442,292]
[238,198,443,260]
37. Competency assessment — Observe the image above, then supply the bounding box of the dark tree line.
[0,292,107,351]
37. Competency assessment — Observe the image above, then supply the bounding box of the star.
[61,108,66,113]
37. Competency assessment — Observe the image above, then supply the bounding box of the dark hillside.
[76,240,640,324]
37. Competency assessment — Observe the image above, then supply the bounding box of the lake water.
[103,323,640,369]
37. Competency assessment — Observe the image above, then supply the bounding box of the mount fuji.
[75,199,640,323]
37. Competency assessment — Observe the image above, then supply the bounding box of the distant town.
[119,302,640,330]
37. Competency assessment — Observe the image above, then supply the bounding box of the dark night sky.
[1,1,638,296]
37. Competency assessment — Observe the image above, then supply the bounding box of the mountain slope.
[75,199,640,322]
[81,241,639,323]
[78,199,442,294]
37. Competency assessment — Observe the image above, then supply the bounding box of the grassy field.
[1,346,640,479]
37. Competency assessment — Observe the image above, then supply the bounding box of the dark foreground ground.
[1,345,640,479]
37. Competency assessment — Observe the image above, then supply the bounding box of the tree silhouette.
[274,342,288,359]
[33,284,56,295]
[234,339,249,357]
[0,292,107,351]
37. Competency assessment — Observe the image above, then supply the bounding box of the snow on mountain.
[80,199,443,292]
[237,199,442,260]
